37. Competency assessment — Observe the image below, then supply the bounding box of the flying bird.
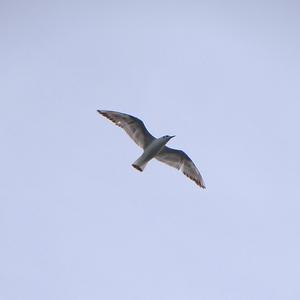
[97,110,206,188]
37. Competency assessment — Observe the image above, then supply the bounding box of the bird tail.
[132,157,148,172]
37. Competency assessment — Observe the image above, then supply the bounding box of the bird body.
[97,110,206,188]
[132,135,175,171]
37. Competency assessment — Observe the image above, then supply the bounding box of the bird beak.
[170,135,176,139]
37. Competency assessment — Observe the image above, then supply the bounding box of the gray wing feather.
[156,146,206,188]
[97,110,155,149]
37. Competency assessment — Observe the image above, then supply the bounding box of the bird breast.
[142,138,168,160]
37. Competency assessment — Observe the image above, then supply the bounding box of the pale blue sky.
[1,0,300,299]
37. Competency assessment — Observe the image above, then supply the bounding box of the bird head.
[162,135,175,141]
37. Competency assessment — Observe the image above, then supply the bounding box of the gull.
[97,110,206,188]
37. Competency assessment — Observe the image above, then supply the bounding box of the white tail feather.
[132,157,148,172]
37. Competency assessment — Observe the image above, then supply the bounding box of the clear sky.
[1,0,300,299]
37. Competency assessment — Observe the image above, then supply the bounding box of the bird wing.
[97,110,155,149]
[155,146,206,188]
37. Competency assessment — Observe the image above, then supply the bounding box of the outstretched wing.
[156,146,206,188]
[97,110,155,149]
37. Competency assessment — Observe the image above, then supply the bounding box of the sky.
[1,0,300,299]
